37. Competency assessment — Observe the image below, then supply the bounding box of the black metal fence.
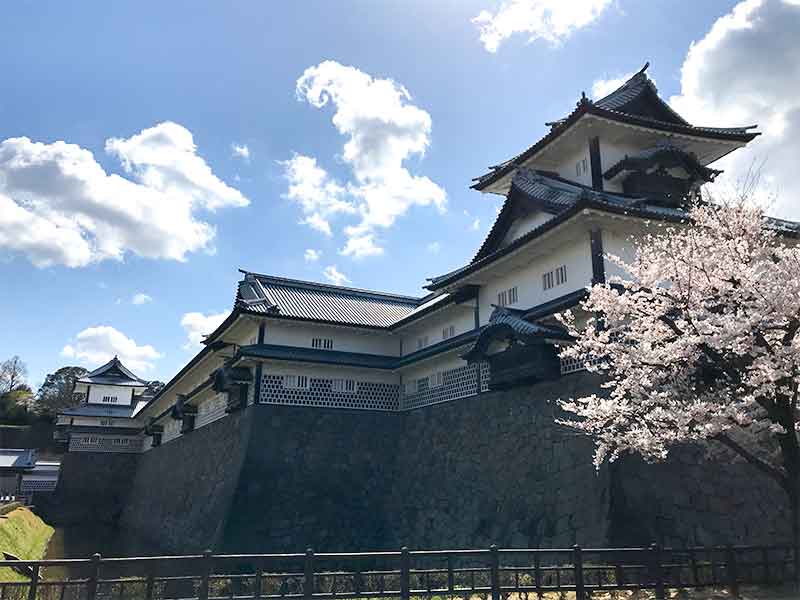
[1,544,796,600]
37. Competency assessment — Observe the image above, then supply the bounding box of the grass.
[0,506,54,582]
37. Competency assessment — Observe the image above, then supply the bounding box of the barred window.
[442,325,455,340]
[555,265,567,285]
[102,396,118,404]
[331,378,358,393]
[283,375,309,390]
[416,335,429,350]
[498,286,518,306]
[312,338,334,350]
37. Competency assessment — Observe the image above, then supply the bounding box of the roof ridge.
[239,269,423,304]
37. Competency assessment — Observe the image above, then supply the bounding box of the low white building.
[57,357,150,453]
[87,65,772,453]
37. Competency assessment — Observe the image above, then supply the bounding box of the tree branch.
[714,433,788,488]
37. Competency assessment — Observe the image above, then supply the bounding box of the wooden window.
[430,372,444,388]
[442,325,455,340]
[555,265,567,285]
[283,375,309,390]
[312,337,334,350]
[102,396,118,404]
[543,265,567,290]
[112,438,130,446]
[543,271,554,290]
[497,290,507,306]
[498,287,518,306]
[100,418,113,427]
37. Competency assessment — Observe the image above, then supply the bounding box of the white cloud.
[426,241,441,254]
[339,231,384,258]
[471,217,481,231]
[669,0,800,220]
[472,0,612,52]
[180,311,229,351]
[231,143,250,161]
[304,248,322,262]
[591,71,634,99]
[61,325,162,373]
[287,61,446,258]
[322,265,350,286]
[0,122,248,268]
[131,292,152,305]
[280,154,355,236]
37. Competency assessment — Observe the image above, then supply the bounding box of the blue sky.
[2,0,798,388]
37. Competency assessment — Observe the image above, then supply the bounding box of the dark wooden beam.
[589,137,603,191]
[590,229,606,285]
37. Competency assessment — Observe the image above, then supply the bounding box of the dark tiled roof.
[488,307,571,340]
[429,169,692,290]
[238,344,397,369]
[59,404,140,418]
[235,328,482,370]
[603,143,722,181]
[76,356,147,386]
[236,271,424,329]
[472,65,758,192]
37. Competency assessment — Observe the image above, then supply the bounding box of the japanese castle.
[60,64,761,453]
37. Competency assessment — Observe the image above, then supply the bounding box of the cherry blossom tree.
[558,194,800,545]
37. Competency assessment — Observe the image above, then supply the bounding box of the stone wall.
[611,448,791,547]
[55,371,791,553]
[119,409,252,553]
[386,373,611,549]
[221,404,399,553]
[40,452,139,526]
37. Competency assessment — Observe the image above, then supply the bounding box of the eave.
[472,103,759,193]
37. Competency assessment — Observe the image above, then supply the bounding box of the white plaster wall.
[87,385,134,406]
[263,320,400,355]
[398,352,468,389]
[500,211,554,248]
[478,235,593,323]
[398,306,475,355]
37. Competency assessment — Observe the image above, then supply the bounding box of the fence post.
[145,566,155,600]
[489,545,501,600]
[304,548,315,600]
[26,564,39,600]
[573,545,585,600]
[650,543,665,600]
[198,549,213,600]
[86,553,101,600]
[446,553,454,596]
[400,547,410,600]
[726,545,740,599]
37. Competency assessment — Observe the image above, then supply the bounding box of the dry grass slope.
[0,506,54,582]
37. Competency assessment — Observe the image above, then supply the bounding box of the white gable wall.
[499,211,555,248]
[87,385,134,406]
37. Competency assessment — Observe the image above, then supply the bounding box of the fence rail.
[1,544,796,600]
